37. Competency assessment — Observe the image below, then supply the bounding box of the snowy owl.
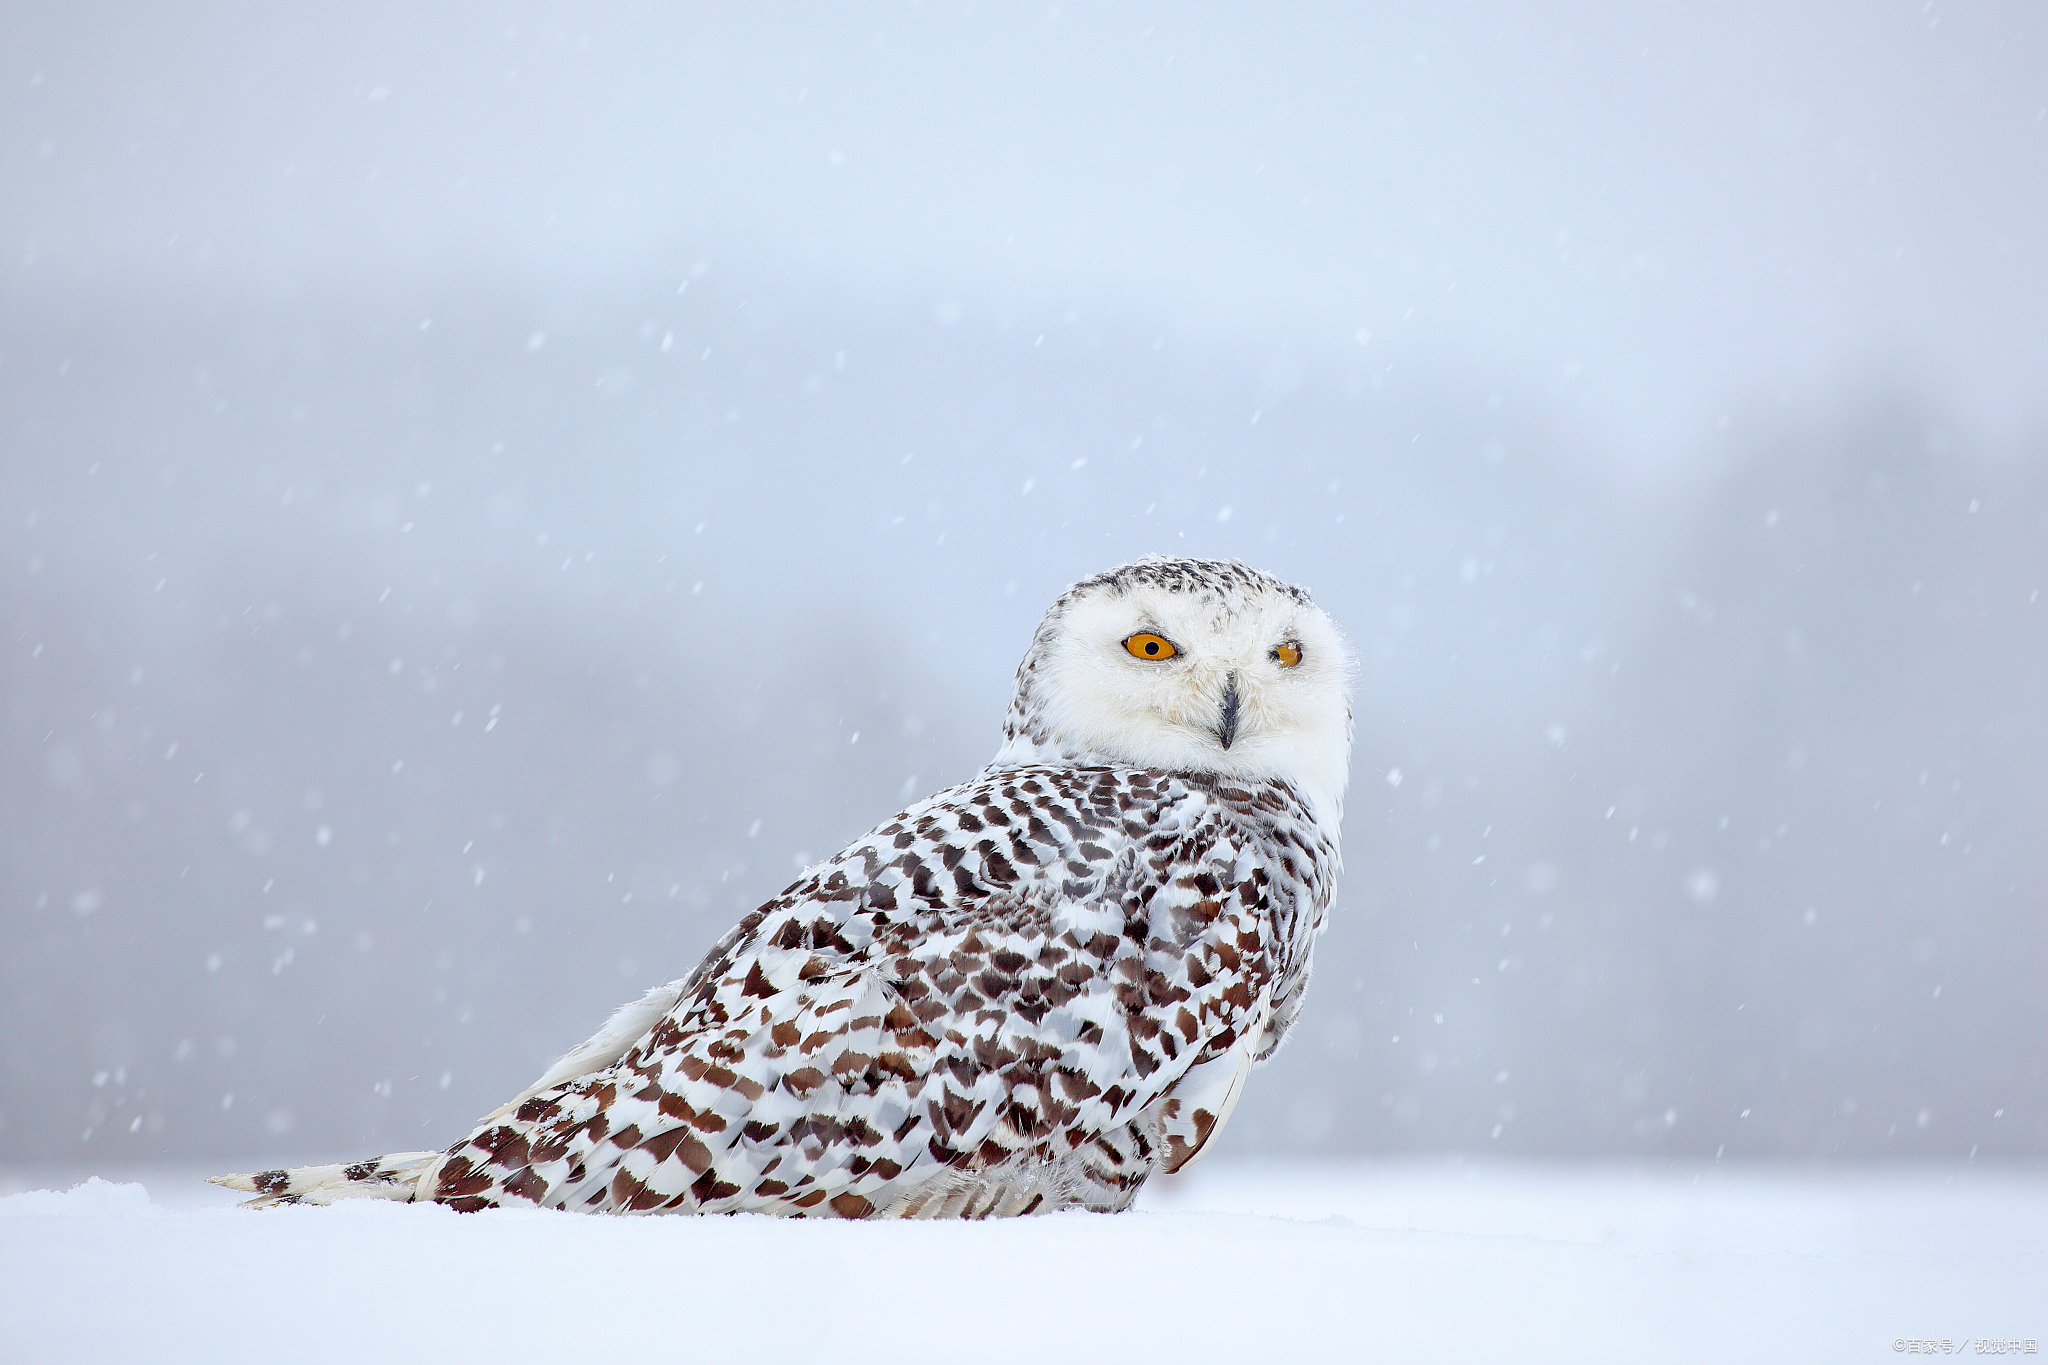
[216,557,1352,1217]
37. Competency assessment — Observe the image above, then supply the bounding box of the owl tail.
[209,1150,447,1208]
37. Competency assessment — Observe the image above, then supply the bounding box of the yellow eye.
[1271,640,1303,668]
[1124,633,1178,661]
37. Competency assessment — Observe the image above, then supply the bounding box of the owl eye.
[1124,633,1178,661]
[1271,640,1303,668]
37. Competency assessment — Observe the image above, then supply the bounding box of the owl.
[216,557,1352,1217]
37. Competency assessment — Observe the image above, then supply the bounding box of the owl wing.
[432,766,1292,1215]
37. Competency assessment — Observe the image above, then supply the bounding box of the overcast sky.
[9,2,2046,462]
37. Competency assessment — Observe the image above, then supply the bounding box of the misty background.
[3,3,2042,1168]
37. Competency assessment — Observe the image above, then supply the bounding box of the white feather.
[993,569,1353,826]
[478,981,685,1122]
[209,1151,444,1205]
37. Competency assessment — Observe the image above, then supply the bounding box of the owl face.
[999,559,1353,823]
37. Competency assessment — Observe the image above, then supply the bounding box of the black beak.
[1216,673,1241,750]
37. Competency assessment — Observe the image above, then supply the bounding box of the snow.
[3,1161,2040,1363]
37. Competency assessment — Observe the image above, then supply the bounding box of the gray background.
[3,2,2042,1166]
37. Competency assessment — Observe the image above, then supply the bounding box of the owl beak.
[1215,673,1241,750]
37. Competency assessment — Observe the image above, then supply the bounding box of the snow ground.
[2,1159,2040,1363]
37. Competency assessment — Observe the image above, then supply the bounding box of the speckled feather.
[217,558,1349,1218]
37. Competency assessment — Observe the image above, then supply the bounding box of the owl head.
[994,557,1354,824]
